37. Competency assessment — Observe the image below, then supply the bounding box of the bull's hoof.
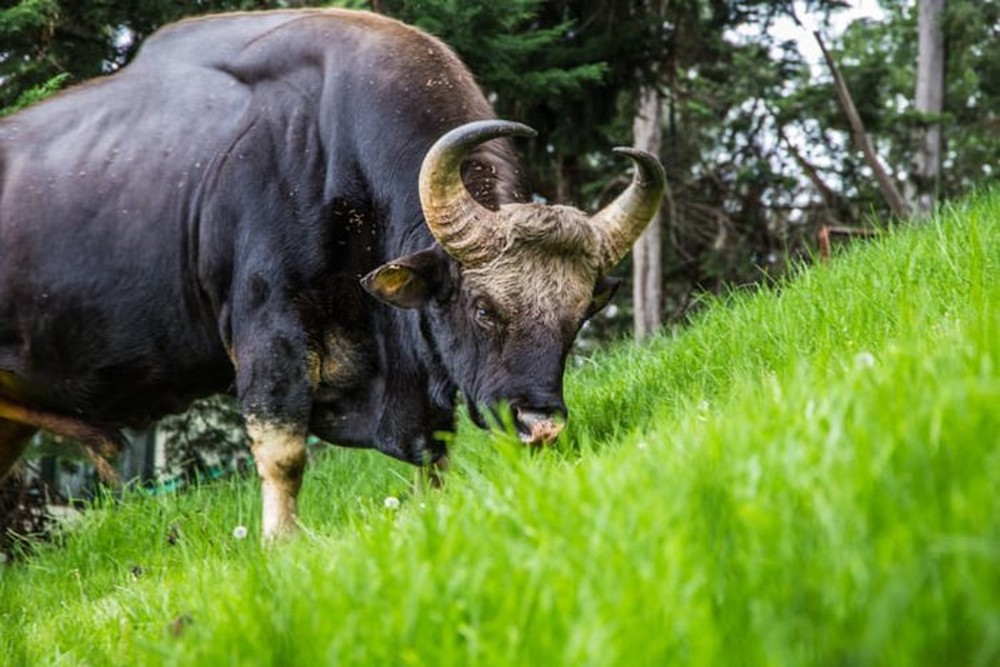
[261,520,299,545]
[424,453,449,489]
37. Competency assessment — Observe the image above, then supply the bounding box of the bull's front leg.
[245,417,308,540]
[232,300,313,542]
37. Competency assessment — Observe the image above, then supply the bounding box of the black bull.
[0,9,664,539]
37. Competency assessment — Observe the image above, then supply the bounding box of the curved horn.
[419,120,537,266]
[591,147,666,272]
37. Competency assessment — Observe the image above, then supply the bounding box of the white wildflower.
[232,525,249,540]
[384,496,401,510]
[854,351,876,369]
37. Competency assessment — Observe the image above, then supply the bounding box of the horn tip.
[612,146,656,162]
[612,146,665,185]
[443,120,537,145]
[494,119,537,138]
[516,123,539,137]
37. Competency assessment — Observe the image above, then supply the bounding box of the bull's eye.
[473,302,500,328]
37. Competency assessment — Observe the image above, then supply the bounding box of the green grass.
[2,194,998,666]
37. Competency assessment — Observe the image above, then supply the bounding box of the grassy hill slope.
[1,194,998,666]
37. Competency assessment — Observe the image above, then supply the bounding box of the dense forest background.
[1,0,998,510]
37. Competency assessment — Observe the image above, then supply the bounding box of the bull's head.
[362,120,665,445]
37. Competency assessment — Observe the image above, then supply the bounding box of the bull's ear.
[586,276,621,318]
[361,248,449,309]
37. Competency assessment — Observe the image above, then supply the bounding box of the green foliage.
[0,0,58,33]
[1,192,997,664]
[787,0,1000,206]
[0,73,69,117]
[386,0,608,106]
[0,0,289,111]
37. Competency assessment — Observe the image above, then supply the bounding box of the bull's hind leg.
[0,396,125,484]
[0,419,36,480]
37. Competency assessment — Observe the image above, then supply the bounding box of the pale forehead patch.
[463,203,602,325]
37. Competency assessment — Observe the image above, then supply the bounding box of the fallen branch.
[818,224,881,260]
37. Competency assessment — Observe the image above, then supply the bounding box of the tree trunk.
[632,82,663,341]
[912,0,946,216]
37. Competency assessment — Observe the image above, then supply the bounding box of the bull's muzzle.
[514,408,565,446]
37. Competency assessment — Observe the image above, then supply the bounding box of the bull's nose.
[513,407,566,446]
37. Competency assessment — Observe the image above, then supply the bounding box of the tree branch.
[777,125,836,207]
[814,31,911,219]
